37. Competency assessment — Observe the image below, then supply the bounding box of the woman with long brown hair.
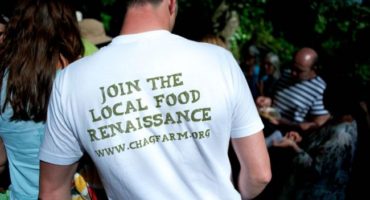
[0,0,83,199]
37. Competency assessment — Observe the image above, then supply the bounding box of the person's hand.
[256,96,272,108]
[272,137,296,148]
[273,132,302,152]
[269,117,289,126]
[285,131,302,143]
[298,122,319,131]
[269,117,280,125]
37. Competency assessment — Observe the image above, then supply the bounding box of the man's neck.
[120,4,171,35]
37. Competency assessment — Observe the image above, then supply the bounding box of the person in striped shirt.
[256,47,330,133]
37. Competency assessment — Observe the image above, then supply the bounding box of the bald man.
[257,47,330,133]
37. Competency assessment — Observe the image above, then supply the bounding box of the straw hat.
[79,18,112,45]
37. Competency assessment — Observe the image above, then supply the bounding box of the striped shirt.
[273,70,328,123]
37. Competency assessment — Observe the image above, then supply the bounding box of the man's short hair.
[126,0,163,7]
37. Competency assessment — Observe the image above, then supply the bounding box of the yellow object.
[73,172,91,200]
[82,39,98,57]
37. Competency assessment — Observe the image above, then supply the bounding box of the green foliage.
[95,0,369,83]
[229,1,295,64]
[313,2,369,44]
[100,12,112,31]
[312,1,370,81]
[228,0,369,82]
[356,64,370,82]
[178,0,220,12]
[101,0,115,6]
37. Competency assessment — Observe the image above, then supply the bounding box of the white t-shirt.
[40,30,263,200]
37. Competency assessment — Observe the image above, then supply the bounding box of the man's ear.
[169,0,177,15]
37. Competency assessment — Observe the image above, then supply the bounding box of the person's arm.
[232,131,271,200]
[272,134,314,168]
[39,161,79,200]
[298,114,331,131]
[270,113,331,132]
[0,138,7,174]
[272,131,303,153]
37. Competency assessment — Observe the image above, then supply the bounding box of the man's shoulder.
[309,75,327,91]
[314,75,326,84]
[167,32,229,52]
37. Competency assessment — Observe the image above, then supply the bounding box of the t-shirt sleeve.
[39,72,83,165]
[226,53,264,138]
[310,95,329,116]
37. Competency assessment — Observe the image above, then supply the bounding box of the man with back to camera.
[38,0,271,199]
